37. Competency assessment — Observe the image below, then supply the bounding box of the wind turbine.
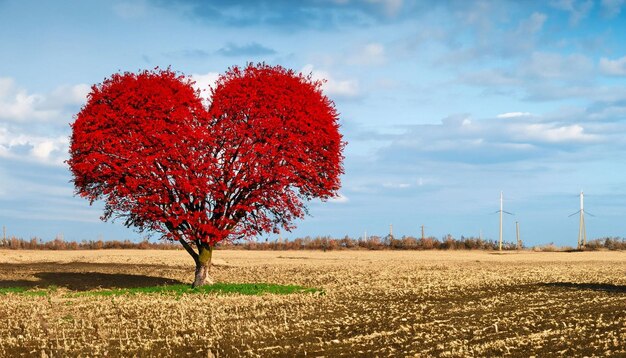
[569,190,594,249]
[420,225,428,240]
[496,191,514,251]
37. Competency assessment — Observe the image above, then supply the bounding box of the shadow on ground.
[541,282,626,293]
[0,262,186,291]
[0,272,185,291]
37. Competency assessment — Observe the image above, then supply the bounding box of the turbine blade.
[568,210,581,217]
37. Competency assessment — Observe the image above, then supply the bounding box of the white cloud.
[0,129,69,166]
[47,84,90,107]
[517,12,547,34]
[525,83,626,102]
[523,52,593,80]
[586,102,626,121]
[0,78,89,122]
[371,109,610,170]
[0,78,14,97]
[459,70,520,87]
[113,2,148,19]
[599,56,626,76]
[443,9,548,63]
[191,72,220,102]
[348,43,386,66]
[0,78,80,166]
[510,123,598,143]
[31,138,66,161]
[366,0,403,17]
[0,78,54,121]
[301,64,360,98]
[365,43,384,57]
[382,182,411,189]
[601,0,625,17]
[31,140,57,160]
[550,0,594,25]
[328,193,349,203]
[497,112,532,119]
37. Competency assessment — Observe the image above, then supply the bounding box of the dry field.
[0,249,624,357]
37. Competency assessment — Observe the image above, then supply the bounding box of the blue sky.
[2,0,626,246]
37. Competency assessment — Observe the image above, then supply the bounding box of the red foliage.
[68,64,344,248]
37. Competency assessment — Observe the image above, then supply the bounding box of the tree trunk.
[192,245,214,288]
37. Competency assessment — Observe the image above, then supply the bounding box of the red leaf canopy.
[68,64,344,246]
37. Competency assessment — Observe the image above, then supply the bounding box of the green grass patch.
[0,283,322,297]
[69,283,323,297]
[0,287,29,295]
[0,285,57,296]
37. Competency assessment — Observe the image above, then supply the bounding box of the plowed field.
[0,249,624,357]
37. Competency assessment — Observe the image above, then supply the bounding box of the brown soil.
[0,250,624,357]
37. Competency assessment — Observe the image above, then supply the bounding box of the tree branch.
[178,236,198,261]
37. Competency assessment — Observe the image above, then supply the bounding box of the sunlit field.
[0,249,624,356]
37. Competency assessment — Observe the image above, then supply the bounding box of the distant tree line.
[1,234,624,251]
[584,237,626,250]
[220,235,626,251]
[220,235,519,251]
[0,236,180,250]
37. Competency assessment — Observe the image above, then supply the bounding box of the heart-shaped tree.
[68,64,344,287]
